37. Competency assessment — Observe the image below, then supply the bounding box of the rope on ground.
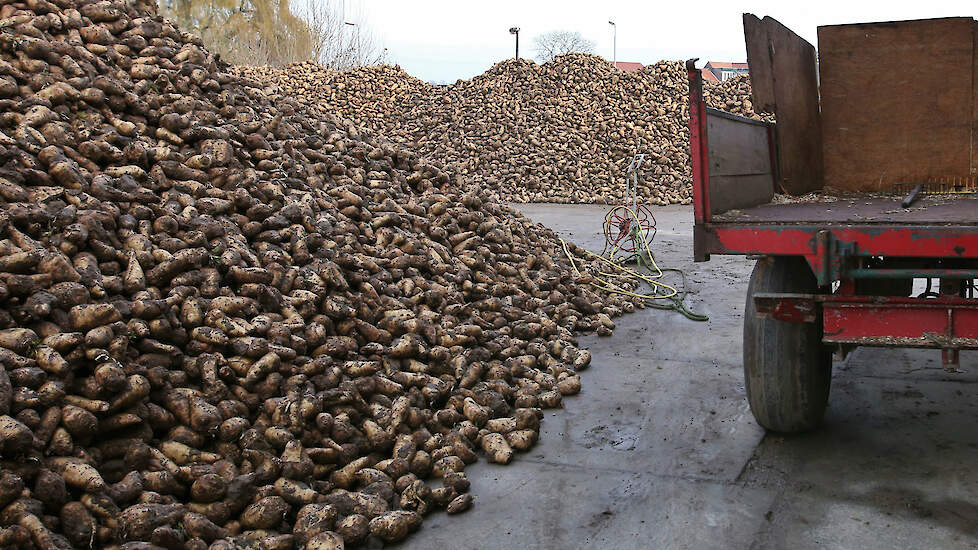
[560,205,708,322]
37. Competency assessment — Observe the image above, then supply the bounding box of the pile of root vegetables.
[238,55,763,205]
[0,1,640,548]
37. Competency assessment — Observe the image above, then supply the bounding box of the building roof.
[614,61,644,72]
[705,61,749,70]
[701,68,720,83]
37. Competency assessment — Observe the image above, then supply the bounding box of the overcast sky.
[334,1,977,83]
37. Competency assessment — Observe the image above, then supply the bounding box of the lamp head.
[509,27,520,34]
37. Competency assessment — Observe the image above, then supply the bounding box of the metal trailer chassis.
[687,61,978,432]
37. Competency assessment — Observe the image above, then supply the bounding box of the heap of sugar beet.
[238,56,764,206]
[0,1,644,549]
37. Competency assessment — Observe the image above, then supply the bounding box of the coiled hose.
[560,205,708,322]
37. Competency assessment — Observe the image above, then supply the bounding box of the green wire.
[628,252,709,322]
[626,223,709,322]
[597,207,709,322]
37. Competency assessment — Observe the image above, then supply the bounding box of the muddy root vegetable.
[0,415,33,456]
[0,329,39,355]
[0,525,29,547]
[573,349,592,370]
[556,375,582,396]
[368,510,422,543]
[442,471,470,494]
[118,503,186,541]
[335,514,368,545]
[182,512,228,542]
[306,531,345,550]
[0,367,10,416]
[240,496,289,530]
[47,458,105,493]
[446,493,474,514]
[190,473,227,503]
[538,390,563,409]
[60,501,97,549]
[481,433,514,464]
[34,469,68,512]
[61,405,98,442]
[20,513,70,550]
[505,429,539,451]
[108,472,144,505]
[293,503,338,545]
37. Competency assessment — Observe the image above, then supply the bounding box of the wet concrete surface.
[390,204,978,550]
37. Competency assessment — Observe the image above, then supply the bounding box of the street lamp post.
[341,21,355,68]
[609,20,616,68]
[509,27,520,60]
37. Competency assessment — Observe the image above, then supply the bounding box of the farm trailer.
[688,15,978,433]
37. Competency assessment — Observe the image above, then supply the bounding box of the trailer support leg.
[942,348,960,372]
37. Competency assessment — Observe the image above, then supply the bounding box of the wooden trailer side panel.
[818,18,977,191]
[706,110,775,213]
[743,14,823,196]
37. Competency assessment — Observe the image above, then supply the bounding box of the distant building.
[701,68,720,84]
[614,61,644,73]
[703,61,749,82]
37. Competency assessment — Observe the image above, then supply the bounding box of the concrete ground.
[391,204,978,550]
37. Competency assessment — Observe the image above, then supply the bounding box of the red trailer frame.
[687,60,978,371]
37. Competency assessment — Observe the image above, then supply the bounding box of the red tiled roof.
[614,61,644,72]
[701,68,720,83]
[706,61,748,69]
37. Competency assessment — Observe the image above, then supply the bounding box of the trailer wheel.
[743,256,832,433]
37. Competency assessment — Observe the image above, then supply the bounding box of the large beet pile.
[0,1,639,549]
[238,55,763,205]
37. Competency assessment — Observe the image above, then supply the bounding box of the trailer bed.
[713,194,978,226]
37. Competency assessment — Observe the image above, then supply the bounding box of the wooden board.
[973,20,978,176]
[743,15,775,111]
[706,109,774,213]
[818,18,977,191]
[707,112,771,176]
[743,14,823,195]
[712,195,978,225]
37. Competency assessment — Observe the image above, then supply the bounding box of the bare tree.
[160,0,387,68]
[304,1,388,70]
[533,31,595,63]
[161,0,318,66]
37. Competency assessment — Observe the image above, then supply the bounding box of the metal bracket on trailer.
[806,230,856,287]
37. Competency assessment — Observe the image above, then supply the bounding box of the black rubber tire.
[743,256,832,433]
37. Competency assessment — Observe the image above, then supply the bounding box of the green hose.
[621,251,709,322]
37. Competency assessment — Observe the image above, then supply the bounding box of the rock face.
[0,1,640,548]
[238,54,765,205]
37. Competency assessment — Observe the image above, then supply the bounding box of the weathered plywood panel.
[743,14,775,111]
[819,18,976,191]
[973,20,978,177]
[707,110,774,213]
[709,175,775,213]
[707,111,771,176]
[743,14,823,195]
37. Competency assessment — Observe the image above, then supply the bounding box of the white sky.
[334,1,978,83]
